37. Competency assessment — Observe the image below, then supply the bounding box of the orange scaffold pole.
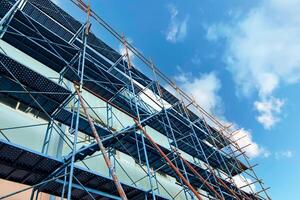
[175,148,247,200]
[74,85,128,200]
[173,149,225,200]
[201,120,250,200]
[134,119,203,200]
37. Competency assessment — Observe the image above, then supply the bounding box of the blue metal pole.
[163,108,195,200]
[66,20,88,200]
[130,71,156,199]
[175,102,227,200]
[41,120,53,154]
[61,167,68,200]
[150,66,194,200]
[123,37,156,199]
[0,0,22,38]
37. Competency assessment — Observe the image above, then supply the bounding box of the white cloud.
[191,53,202,65]
[207,0,300,129]
[206,23,230,42]
[252,149,294,159]
[275,150,293,159]
[170,71,268,159]
[165,4,189,43]
[233,176,256,193]
[229,126,270,159]
[261,148,271,158]
[174,73,189,83]
[174,72,222,115]
[254,97,285,129]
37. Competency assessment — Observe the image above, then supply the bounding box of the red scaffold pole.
[74,85,128,200]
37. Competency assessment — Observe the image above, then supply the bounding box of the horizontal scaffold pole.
[74,84,128,200]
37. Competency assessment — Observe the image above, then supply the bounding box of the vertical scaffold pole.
[173,87,231,200]
[150,66,194,199]
[122,36,156,199]
[66,3,90,200]
[74,85,128,200]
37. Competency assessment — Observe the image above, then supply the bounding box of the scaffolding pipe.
[173,149,225,200]
[201,119,251,200]
[0,0,270,199]
[175,149,245,200]
[70,8,270,200]
[134,119,203,200]
[74,85,128,200]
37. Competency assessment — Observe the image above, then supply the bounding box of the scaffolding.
[0,0,271,199]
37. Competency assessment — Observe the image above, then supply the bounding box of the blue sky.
[55,0,300,199]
